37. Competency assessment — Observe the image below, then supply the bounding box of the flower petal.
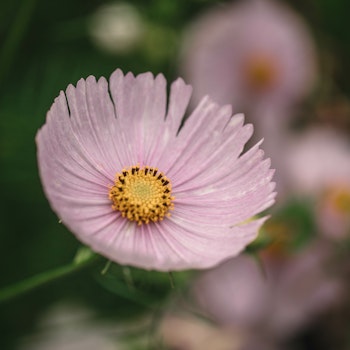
[66,76,126,173]
[109,69,172,166]
[82,215,267,271]
[159,97,233,178]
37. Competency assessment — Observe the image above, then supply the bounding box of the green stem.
[0,247,96,303]
[0,0,38,84]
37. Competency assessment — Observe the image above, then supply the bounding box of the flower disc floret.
[333,189,350,214]
[245,55,279,91]
[109,165,174,225]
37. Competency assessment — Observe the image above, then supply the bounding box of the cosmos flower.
[36,69,275,271]
[180,0,317,118]
[287,127,350,239]
[180,0,317,198]
[193,241,341,342]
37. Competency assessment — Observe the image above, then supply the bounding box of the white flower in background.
[89,2,144,54]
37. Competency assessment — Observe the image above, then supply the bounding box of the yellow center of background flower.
[327,186,350,214]
[109,165,174,225]
[245,54,278,91]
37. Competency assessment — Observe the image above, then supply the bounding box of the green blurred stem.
[0,0,37,84]
[0,247,96,304]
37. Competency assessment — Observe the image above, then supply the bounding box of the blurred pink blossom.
[159,314,243,350]
[180,0,317,197]
[193,242,341,342]
[159,312,286,350]
[180,0,317,119]
[287,127,350,239]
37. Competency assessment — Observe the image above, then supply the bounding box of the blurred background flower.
[180,0,317,117]
[1,0,350,349]
[180,0,319,197]
[192,241,342,345]
[18,303,122,350]
[89,2,144,55]
[159,313,243,350]
[286,127,350,239]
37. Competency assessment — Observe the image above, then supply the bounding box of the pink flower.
[287,127,350,239]
[317,183,350,240]
[287,128,350,194]
[159,313,285,350]
[193,241,341,341]
[159,314,243,350]
[180,0,317,198]
[36,69,275,271]
[180,0,317,117]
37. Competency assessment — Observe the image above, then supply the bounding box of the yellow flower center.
[245,54,278,91]
[334,191,350,213]
[326,185,350,215]
[109,165,174,225]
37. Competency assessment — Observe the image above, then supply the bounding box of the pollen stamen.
[109,165,175,225]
